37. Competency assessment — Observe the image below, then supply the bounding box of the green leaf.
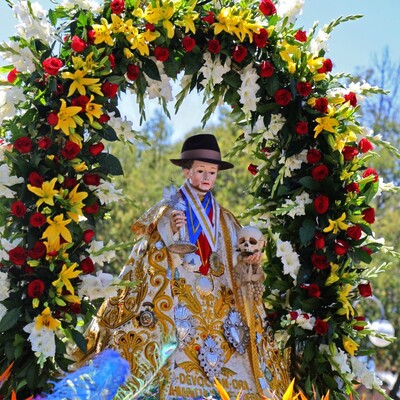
[71,328,88,353]
[222,71,241,89]
[299,218,316,245]
[142,57,161,81]
[0,307,20,332]
[183,52,203,75]
[298,176,321,191]
[97,153,124,176]
[100,125,119,141]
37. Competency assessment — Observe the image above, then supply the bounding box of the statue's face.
[184,160,218,192]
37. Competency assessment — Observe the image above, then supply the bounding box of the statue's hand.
[242,251,262,265]
[170,210,186,234]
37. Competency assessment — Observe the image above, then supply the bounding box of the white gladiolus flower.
[351,356,382,389]
[263,113,286,140]
[23,322,56,359]
[0,272,10,301]
[0,85,26,125]
[281,251,301,281]
[88,240,116,266]
[199,53,231,90]
[276,239,293,258]
[0,164,24,199]
[296,313,315,330]
[13,1,55,43]
[238,64,260,114]
[108,113,137,142]
[61,0,103,13]
[320,344,352,375]
[1,41,36,73]
[309,28,330,56]
[147,74,173,102]
[276,0,304,24]
[79,271,120,300]
[0,304,7,322]
[93,179,123,205]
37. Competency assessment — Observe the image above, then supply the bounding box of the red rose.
[317,59,333,73]
[313,195,329,214]
[80,257,95,274]
[354,316,366,331]
[295,121,308,135]
[334,239,349,256]
[61,141,81,160]
[248,164,258,175]
[274,89,292,106]
[47,112,59,126]
[83,173,101,186]
[69,303,82,314]
[289,311,298,320]
[344,92,357,107]
[89,142,105,156]
[358,282,372,297]
[110,0,125,14]
[259,61,274,78]
[71,36,87,52]
[362,207,375,224]
[29,212,46,227]
[28,172,44,187]
[42,57,63,76]
[83,229,95,244]
[27,279,46,299]
[84,202,100,214]
[359,138,373,153]
[347,225,362,240]
[342,146,359,161]
[311,164,329,181]
[9,246,27,265]
[254,28,269,48]
[55,84,64,96]
[345,182,360,194]
[71,95,90,112]
[294,30,307,42]
[362,167,379,182]
[306,283,321,298]
[38,136,51,150]
[14,136,33,154]
[207,39,221,54]
[7,68,19,83]
[202,11,215,24]
[27,241,47,259]
[98,114,110,124]
[126,64,140,81]
[87,29,96,44]
[361,246,373,255]
[145,23,156,31]
[259,0,276,16]
[314,318,329,335]
[296,82,312,97]
[101,82,119,98]
[108,54,116,70]
[182,36,196,52]
[314,233,325,249]
[307,149,322,164]
[64,177,78,189]
[154,46,170,62]
[314,97,328,114]
[311,253,328,270]
[11,201,26,218]
[233,45,248,63]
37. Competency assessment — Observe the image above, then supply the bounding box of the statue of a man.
[76,134,290,399]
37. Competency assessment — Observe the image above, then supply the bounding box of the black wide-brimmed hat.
[170,134,234,170]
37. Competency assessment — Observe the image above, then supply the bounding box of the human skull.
[237,226,265,255]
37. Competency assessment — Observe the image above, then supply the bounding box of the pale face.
[184,160,219,193]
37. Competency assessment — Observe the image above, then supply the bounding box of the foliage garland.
[0,0,398,398]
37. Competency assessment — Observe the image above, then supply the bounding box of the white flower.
[88,240,116,266]
[78,271,120,300]
[279,150,308,177]
[320,344,352,375]
[0,164,24,199]
[0,237,22,262]
[0,84,26,124]
[238,64,260,114]
[276,0,304,24]
[276,239,293,258]
[1,41,36,73]
[93,179,123,205]
[377,178,396,196]
[308,28,330,57]
[23,322,56,359]
[147,73,173,102]
[0,303,7,322]
[263,113,286,140]
[13,1,55,44]
[199,53,231,91]
[61,0,103,13]
[294,311,315,330]
[108,113,138,142]
[0,272,10,301]
[351,356,382,389]
[281,251,301,281]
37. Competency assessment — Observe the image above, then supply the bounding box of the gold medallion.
[209,252,224,277]
[195,274,214,296]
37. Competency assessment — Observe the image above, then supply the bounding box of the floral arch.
[0,0,394,399]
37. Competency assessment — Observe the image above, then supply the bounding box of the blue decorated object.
[36,350,130,400]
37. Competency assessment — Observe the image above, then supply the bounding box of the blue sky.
[1,0,399,140]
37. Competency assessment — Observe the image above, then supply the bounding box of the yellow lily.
[35,307,61,330]
[71,159,88,172]
[69,131,83,149]
[66,184,88,222]
[342,335,359,356]
[314,116,339,138]
[323,212,349,235]
[61,69,100,97]
[307,56,324,73]
[52,262,82,296]
[72,52,97,73]
[93,17,114,46]
[337,284,355,319]
[144,0,175,38]
[178,12,198,34]
[27,177,59,208]
[41,214,72,249]
[110,13,125,33]
[63,293,81,304]
[85,95,103,124]
[54,99,83,136]
[325,262,340,286]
